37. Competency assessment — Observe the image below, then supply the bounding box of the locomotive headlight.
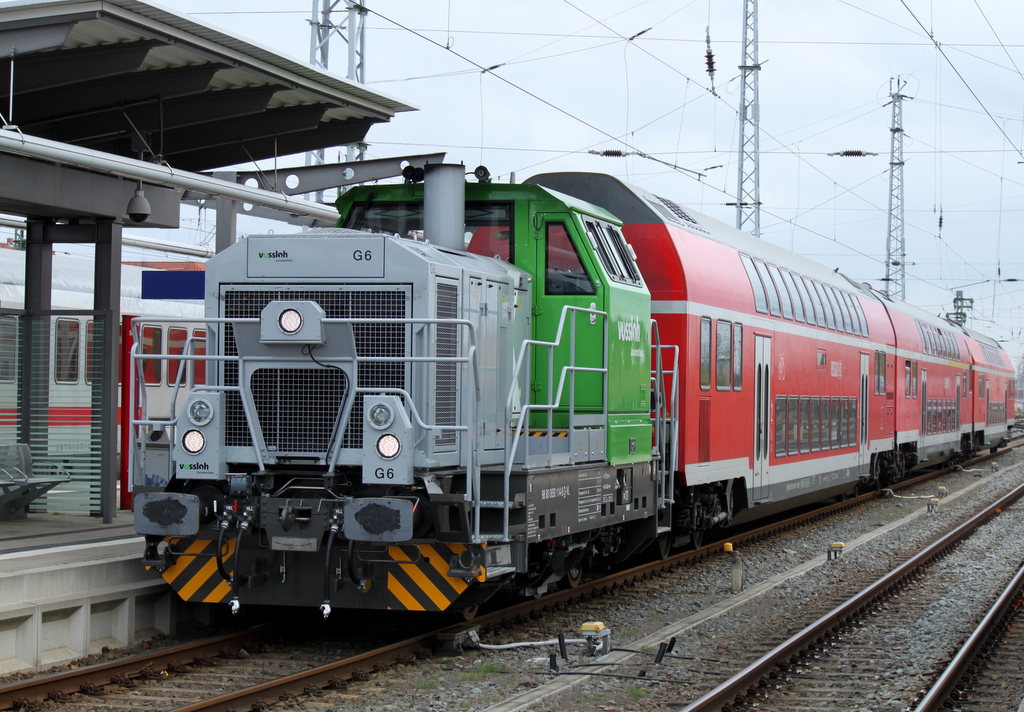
[187,398,214,426]
[375,433,401,459]
[182,429,206,454]
[278,308,303,334]
[367,402,394,429]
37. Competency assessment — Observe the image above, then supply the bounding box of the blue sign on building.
[141,271,205,300]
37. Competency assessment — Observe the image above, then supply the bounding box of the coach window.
[192,330,207,386]
[740,254,769,314]
[802,276,827,328]
[978,373,985,399]
[765,264,793,320]
[54,318,80,384]
[800,396,811,454]
[787,396,800,456]
[775,394,787,457]
[852,298,869,337]
[820,398,831,451]
[0,316,16,382]
[811,397,821,452]
[874,351,886,395]
[817,350,826,368]
[780,269,806,322]
[753,259,782,317]
[793,273,817,325]
[700,317,712,390]
[850,397,859,445]
[85,320,96,385]
[732,322,743,391]
[716,320,732,390]
[825,286,849,333]
[912,361,918,398]
[830,397,841,449]
[842,292,862,336]
[168,327,188,386]
[141,325,163,385]
[812,281,837,330]
[545,223,595,296]
[905,359,911,397]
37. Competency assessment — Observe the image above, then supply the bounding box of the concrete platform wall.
[0,540,178,673]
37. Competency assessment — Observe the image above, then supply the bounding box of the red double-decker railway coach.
[963,328,1015,451]
[528,172,1013,547]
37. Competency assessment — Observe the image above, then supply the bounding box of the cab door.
[530,216,605,423]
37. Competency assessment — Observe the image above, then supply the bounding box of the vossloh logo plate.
[246,236,385,278]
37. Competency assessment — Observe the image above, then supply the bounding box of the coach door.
[859,353,869,472]
[753,335,772,502]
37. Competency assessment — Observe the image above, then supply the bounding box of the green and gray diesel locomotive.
[133,164,677,616]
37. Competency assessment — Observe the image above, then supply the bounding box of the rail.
[679,476,1024,712]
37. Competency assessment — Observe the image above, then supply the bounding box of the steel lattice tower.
[736,0,760,237]
[308,1,367,177]
[885,77,908,300]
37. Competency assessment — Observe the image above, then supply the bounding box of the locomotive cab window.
[343,199,516,259]
[584,219,642,285]
[545,223,595,295]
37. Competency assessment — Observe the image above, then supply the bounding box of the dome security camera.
[126,188,151,224]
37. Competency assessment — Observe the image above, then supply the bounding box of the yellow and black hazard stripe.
[522,430,568,437]
[386,543,487,612]
[160,538,235,604]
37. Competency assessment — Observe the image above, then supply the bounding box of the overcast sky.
[143,1,1024,362]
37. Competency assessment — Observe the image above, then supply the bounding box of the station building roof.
[0,0,415,172]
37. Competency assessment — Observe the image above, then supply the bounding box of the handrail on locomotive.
[131,301,679,547]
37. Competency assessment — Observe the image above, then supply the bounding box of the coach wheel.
[689,527,705,550]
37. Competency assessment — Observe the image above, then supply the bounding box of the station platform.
[0,510,180,675]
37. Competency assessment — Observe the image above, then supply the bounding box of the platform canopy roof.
[0,0,415,172]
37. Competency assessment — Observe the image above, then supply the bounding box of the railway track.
[912,555,1024,712]
[678,477,1024,711]
[0,444,1018,712]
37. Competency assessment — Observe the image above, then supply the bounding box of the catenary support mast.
[307,0,368,198]
[885,77,908,300]
[736,0,760,237]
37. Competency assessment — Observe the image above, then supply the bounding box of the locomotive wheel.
[563,565,583,589]
[655,531,673,559]
[459,605,480,621]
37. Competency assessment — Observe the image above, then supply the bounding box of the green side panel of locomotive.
[335,181,652,466]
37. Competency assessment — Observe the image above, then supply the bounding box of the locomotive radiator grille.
[222,288,408,453]
[250,368,348,453]
[434,282,459,448]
